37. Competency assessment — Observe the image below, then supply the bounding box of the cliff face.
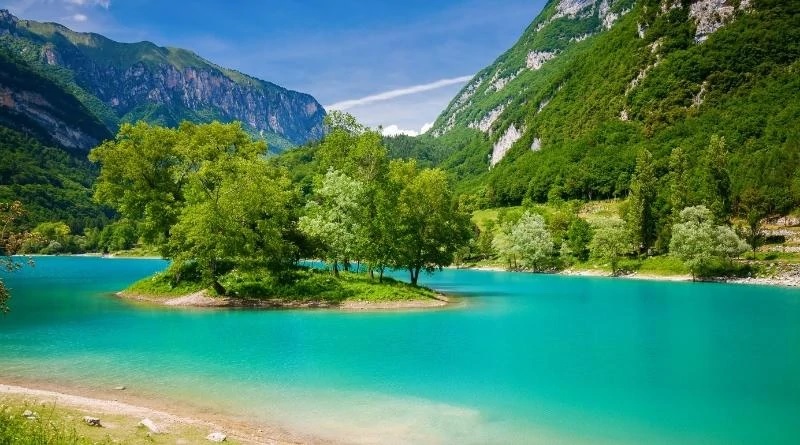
[0,40,110,152]
[0,9,325,151]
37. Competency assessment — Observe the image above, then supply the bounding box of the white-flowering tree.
[299,168,365,275]
[670,205,748,279]
[510,212,553,272]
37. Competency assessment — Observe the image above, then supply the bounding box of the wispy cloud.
[326,76,472,111]
[64,0,110,8]
[71,13,87,22]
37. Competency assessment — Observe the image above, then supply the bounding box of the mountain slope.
[428,0,800,213]
[0,9,325,152]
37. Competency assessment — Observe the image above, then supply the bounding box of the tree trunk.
[409,267,420,286]
[332,261,339,277]
[212,279,226,296]
[379,268,385,283]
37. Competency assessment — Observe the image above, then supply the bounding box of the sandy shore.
[0,380,324,445]
[118,290,451,310]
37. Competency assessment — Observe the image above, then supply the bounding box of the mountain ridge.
[0,9,326,152]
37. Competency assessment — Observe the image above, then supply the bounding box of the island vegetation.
[82,112,471,306]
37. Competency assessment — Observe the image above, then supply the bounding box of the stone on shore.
[114,385,126,390]
[139,417,161,433]
[83,416,102,427]
[206,431,227,442]
[22,409,38,419]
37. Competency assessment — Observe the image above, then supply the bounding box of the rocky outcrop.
[491,124,524,166]
[688,0,750,43]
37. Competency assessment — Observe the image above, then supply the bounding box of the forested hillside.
[412,0,800,220]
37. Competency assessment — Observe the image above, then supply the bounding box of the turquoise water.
[1,257,799,444]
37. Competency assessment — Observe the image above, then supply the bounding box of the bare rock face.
[689,0,751,43]
[491,124,524,167]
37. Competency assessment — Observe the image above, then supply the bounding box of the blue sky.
[3,0,546,134]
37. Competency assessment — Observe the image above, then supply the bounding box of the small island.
[120,267,451,310]
[82,117,470,312]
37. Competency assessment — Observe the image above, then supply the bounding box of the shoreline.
[117,289,453,310]
[458,265,800,288]
[0,380,316,445]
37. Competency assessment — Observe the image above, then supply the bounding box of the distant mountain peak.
[0,10,325,151]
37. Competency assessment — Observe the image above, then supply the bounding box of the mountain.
[0,9,325,152]
[426,0,800,213]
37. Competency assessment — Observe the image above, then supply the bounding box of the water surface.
[1,257,799,444]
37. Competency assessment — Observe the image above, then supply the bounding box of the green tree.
[510,212,553,272]
[564,217,594,262]
[92,121,297,293]
[169,159,295,293]
[589,219,632,275]
[492,226,519,269]
[392,161,472,285]
[737,187,769,258]
[90,122,182,246]
[669,147,690,218]
[670,206,748,279]
[626,149,657,255]
[299,169,366,276]
[698,135,731,219]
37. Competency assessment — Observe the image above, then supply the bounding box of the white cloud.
[382,125,418,137]
[71,13,88,21]
[381,122,436,138]
[327,75,472,111]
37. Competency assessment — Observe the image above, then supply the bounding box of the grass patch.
[125,271,205,298]
[0,396,243,444]
[125,266,439,304]
[222,269,437,303]
[0,400,107,445]
[636,256,690,276]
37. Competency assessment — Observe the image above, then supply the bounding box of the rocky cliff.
[0,9,325,152]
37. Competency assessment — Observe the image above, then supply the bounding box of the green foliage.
[426,0,800,226]
[222,269,438,303]
[626,149,658,253]
[509,212,553,271]
[589,218,633,275]
[92,121,298,293]
[564,217,594,262]
[670,205,749,279]
[0,127,110,232]
[392,162,473,284]
[299,169,365,272]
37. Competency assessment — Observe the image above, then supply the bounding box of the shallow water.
[1,257,799,444]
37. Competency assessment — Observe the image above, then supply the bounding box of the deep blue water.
[1,256,799,444]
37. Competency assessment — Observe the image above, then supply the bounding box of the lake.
[1,256,799,444]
